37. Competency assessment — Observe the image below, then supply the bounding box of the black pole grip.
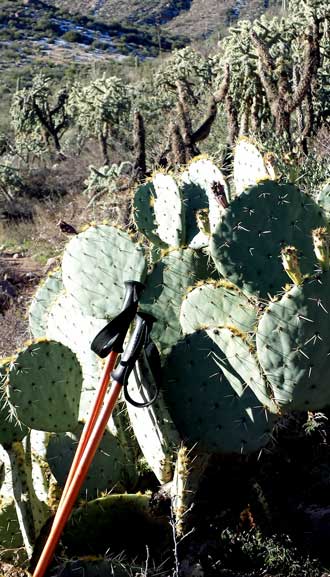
[124,338,161,408]
[91,281,145,357]
[111,312,157,386]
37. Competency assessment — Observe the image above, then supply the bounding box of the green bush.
[62,30,85,43]
[91,40,109,51]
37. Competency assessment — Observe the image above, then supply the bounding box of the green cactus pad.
[207,327,279,414]
[152,173,184,247]
[7,341,83,433]
[0,497,24,555]
[140,248,211,354]
[47,423,138,499]
[46,291,105,394]
[133,181,167,247]
[163,331,275,454]
[63,493,171,557]
[134,160,227,250]
[62,225,147,319]
[181,157,229,233]
[29,270,63,338]
[180,181,209,247]
[317,181,330,216]
[180,280,257,335]
[0,362,28,448]
[210,181,326,298]
[256,271,330,410]
[126,357,180,483]
[233,139,270,195]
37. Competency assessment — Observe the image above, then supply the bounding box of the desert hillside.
[45,0,279,38]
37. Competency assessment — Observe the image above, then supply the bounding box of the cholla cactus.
[84,162,133,201]
[68,75,130,164]
[155,47,212,96]
[213,5,327,149]
[0,163,23,202]
[11,74,69,156]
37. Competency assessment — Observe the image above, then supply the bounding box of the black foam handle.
[111,312,157,386]
[123,338,161,408]
[91,280,145,357]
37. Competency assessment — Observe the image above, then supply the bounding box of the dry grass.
[0,160,133,358]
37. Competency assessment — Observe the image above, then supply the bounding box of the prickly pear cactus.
[134,181,167,248]
[163,331,276,454]
[0,361,28,448]
[180,280,257,336]
[61,224,147,319]
[180,157,229,245]
[152,173,184,247]
[126,353,180,483]
[140,248,211,354]
[256,270,330,410]
[6,340,83,433]
[46,291,105,394]
[316,181,330,216]
[133,157,228,250]
[210,181,326,298]
[29,270,63,339]
[62,493,171,557]
[133,173,185,249]
[233,138,271,196]
[208,327,279,414]
[171,446,210,537]
[0,497,24,557]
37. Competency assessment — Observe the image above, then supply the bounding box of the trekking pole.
[32,312,157,577]
[57,281,145,510]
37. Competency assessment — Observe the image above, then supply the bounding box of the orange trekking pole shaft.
[57,351,118,508]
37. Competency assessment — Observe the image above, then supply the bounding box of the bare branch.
[213,63,230,103]
[290,25,320,112]
[191,97,218,144]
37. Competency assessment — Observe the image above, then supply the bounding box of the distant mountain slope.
[0,0,187,71]
[46,0,280,39]
[162,0,271,39]
[46,0,193,25]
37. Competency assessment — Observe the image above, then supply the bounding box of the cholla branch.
[251,32,277,104]
[170,122,187,165]
[176,80,197,160]
[290,23,320,111]
[191,97,218,143]
[302,87,314,139]
[132,110,146,180]
[213,63,230,103]
[226,94,239,145]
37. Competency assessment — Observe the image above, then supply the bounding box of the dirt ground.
[0,253,44,356]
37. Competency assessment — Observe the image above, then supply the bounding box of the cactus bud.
[281,246,303,285]
[312,227,330,271]
[195,208,210,236]
[263,152,278,180]
[211,181,228,208]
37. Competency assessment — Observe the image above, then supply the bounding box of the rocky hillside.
[0,0,188,71]
[45,0,281,39]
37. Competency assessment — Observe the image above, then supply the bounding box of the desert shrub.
[62,30,85,43]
